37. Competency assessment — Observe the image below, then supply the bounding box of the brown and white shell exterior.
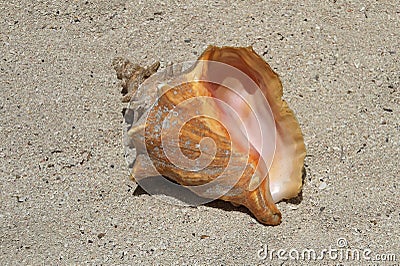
[114,46,306,225]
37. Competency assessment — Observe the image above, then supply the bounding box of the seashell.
[113,46,306,225]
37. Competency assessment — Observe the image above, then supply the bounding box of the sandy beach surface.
[1,1,399,265]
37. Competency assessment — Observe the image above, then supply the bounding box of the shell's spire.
[114,46,306,225]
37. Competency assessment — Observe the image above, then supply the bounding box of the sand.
[1,1,399,265]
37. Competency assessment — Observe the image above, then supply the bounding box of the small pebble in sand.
[319,182,327,190]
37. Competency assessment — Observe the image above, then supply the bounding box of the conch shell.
[113,46,306,225]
